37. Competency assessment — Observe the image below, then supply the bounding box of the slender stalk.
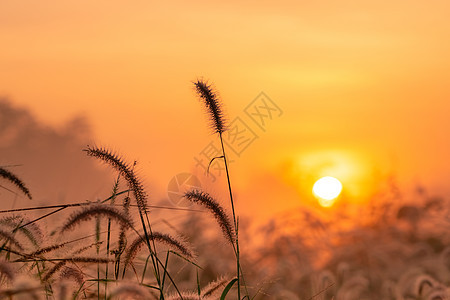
[141,254,151,284]
[144,210,162,284]
[0,202,201,214]
[219,133,241,300]
[36,260,50,300]
[136,210,162,296]
[96,209,101,300]
[105,220,112,296]
[160,252,170,292]
[154,251,183,299]
[105,175,120,300]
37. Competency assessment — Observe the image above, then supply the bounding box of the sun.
[313,176,343,207]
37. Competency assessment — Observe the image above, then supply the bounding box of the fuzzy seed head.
[29,243,65,257]
[194,79,227,134]
[43,261,66,282]
[61,204,133,233]
[124,232,194,271]
[108,282,158,299]
[201,276,231,298]
[184,190,235,245]
[83,146,148,211]
[0,227,24,251]
[0,167,32,199]
[0,215,43,248]
[60,266,84,286]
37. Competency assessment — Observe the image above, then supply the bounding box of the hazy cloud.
[0,99,111,209]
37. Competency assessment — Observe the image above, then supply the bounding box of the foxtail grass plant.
[0,166,32,200]
[193,79,245,299]
[83,150,158,268]
[184,190,235,245]
[83,146,172,298]
[0,91,249,299]
[60,203,134,233]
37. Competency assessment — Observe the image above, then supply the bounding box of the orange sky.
[1,1,450,221]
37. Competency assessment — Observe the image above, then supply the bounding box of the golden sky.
[1,1,450,220]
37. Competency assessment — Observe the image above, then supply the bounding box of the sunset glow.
[1,1,450,298]
[313,176,343,207]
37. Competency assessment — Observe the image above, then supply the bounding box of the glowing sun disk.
[313,176,343,202]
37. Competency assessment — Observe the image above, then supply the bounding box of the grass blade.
[220,278,238,300]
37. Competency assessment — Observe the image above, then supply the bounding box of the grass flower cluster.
[0,80,241,299]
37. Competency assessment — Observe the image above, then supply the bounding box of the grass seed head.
[0,227,24,251]
[0,167,32,199]
[184,190,235,245]
[108,282,158,299]
[59,266,84,286]
[0,215,43,248]
[193,79,227,134]
[201,276,231,298]
[83,146,148,211]
[42,261,66,282]
[124,232,194,272]
[61,203,133,233]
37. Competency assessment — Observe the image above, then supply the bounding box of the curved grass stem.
[219,133,246,300]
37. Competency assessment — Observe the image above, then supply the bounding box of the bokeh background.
[1,1,450,298]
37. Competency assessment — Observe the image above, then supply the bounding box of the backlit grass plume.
[184,190,235,245]
[0,227,24,251]
[0,215,43,248]
[29,240,102,257]
[61,204,133,233]
[201,276,230,298]
[83,146,147,211]
[108,282,158,299]
[60,266,84,286]
[193,79,227,134]
[193,78,243,298]
[29,243,65,257]
[42,261,66,282]
[167,292,207,300]
[166,280,231,300]
[0,167,32,199]
[123,232,194,271]
[43,257,111,282]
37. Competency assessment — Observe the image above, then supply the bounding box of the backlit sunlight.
[313,176,342,207]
